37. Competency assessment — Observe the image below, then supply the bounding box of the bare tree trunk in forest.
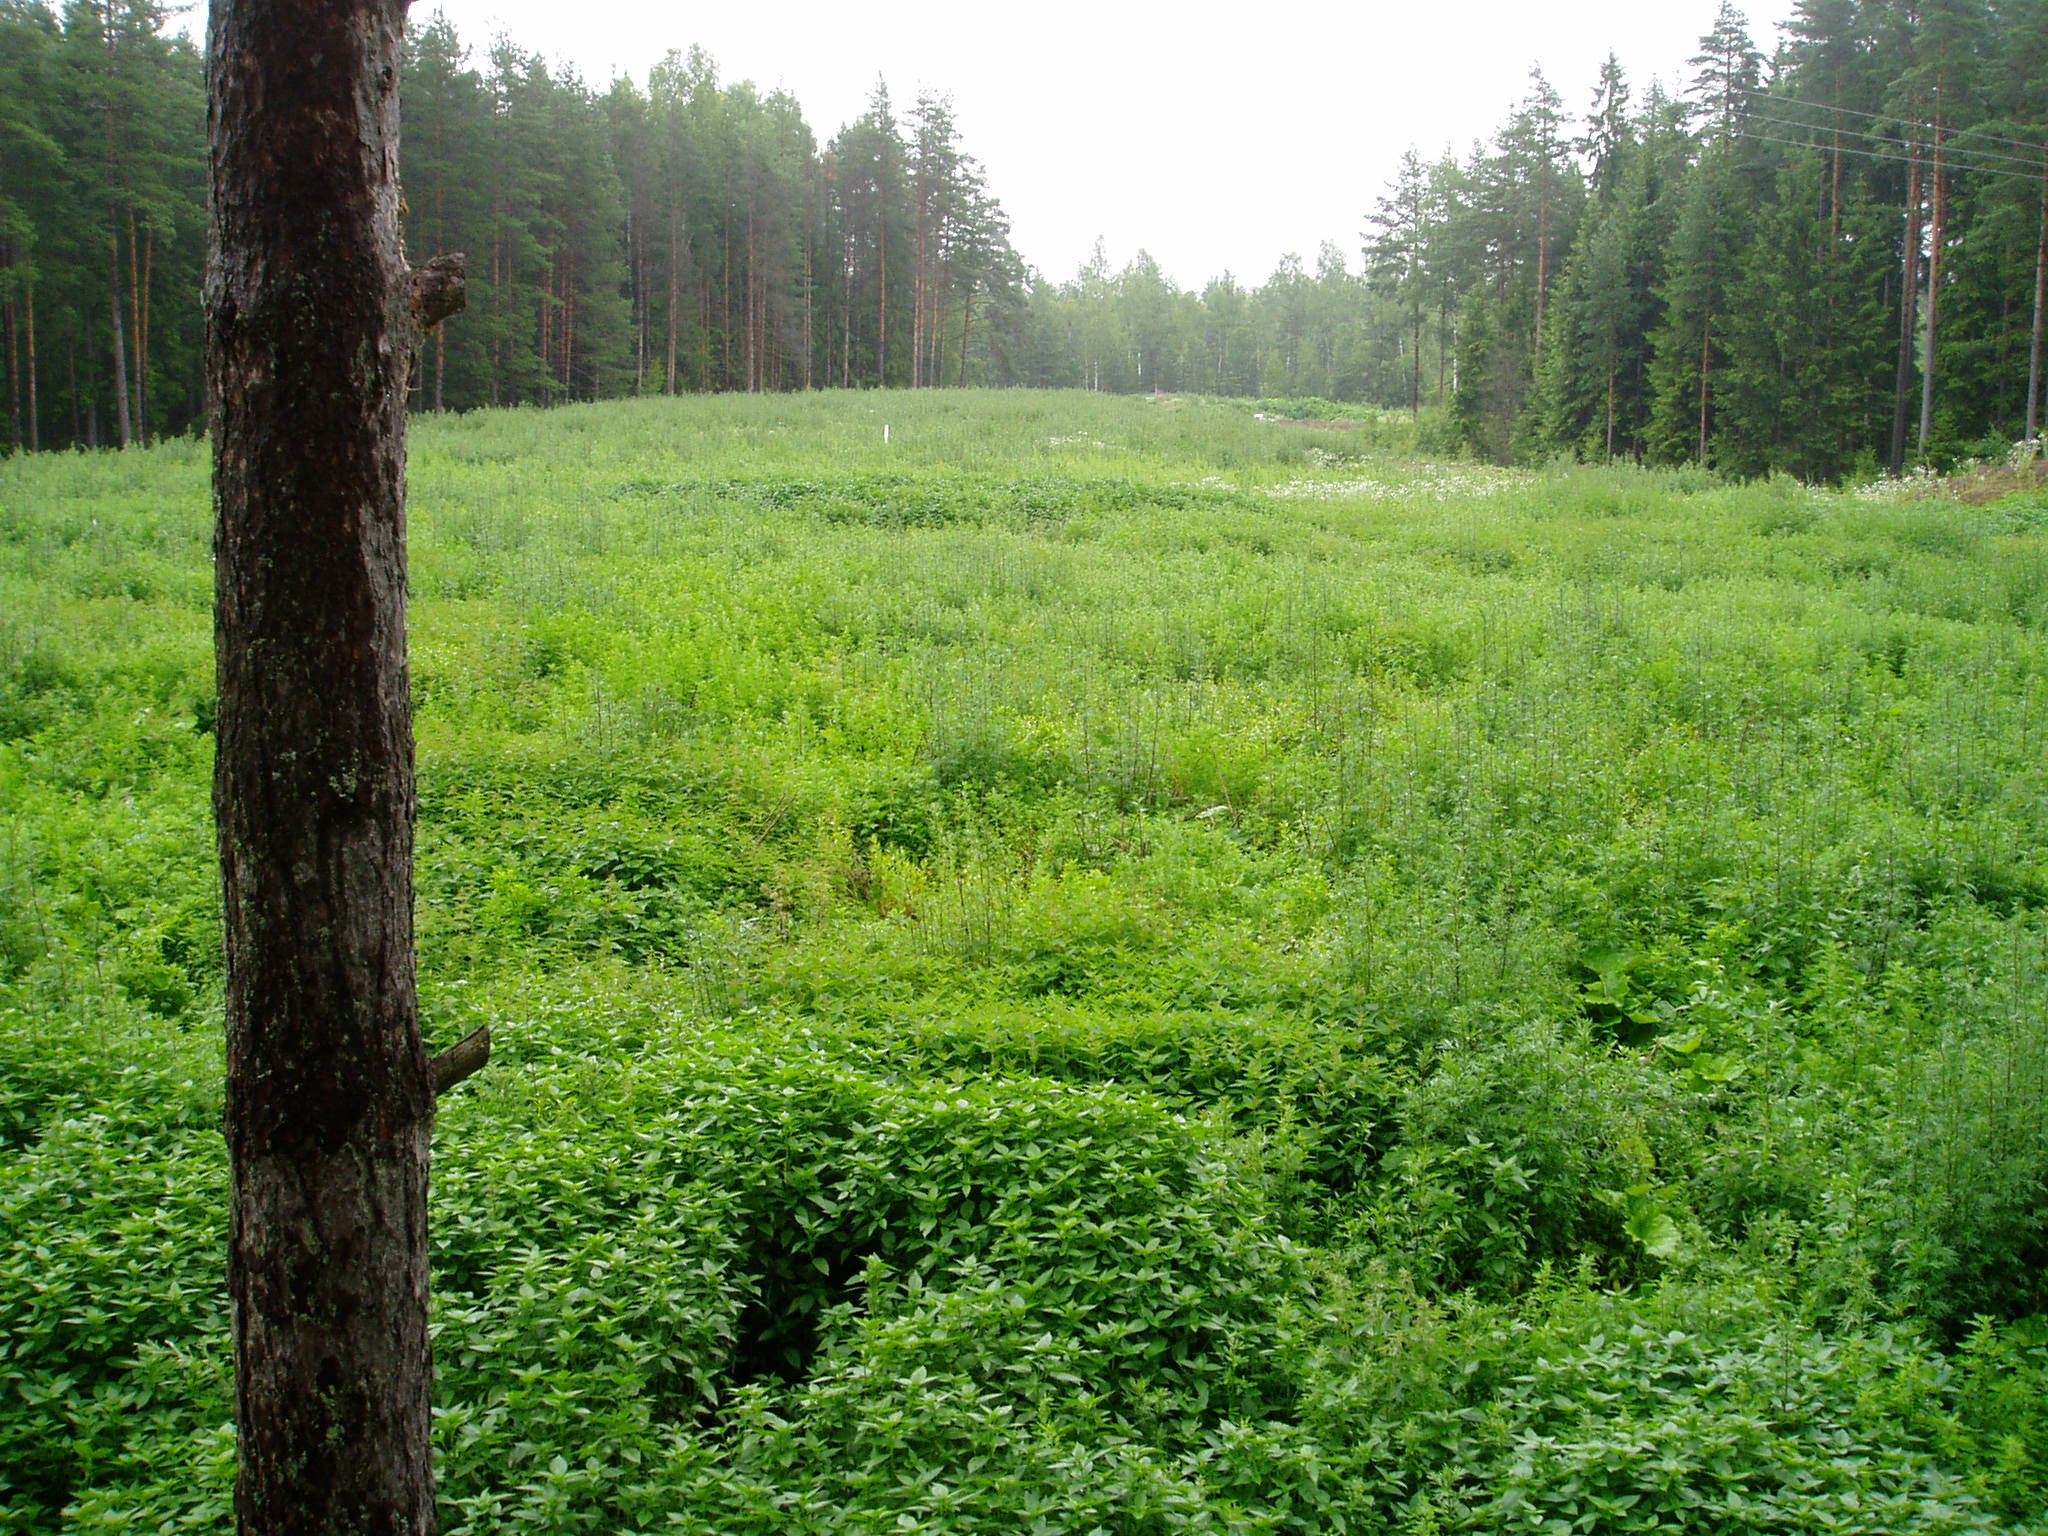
[911,192,926,388]
[206,0,473,1528]
[1918,116,1946,459]
[745,200,757,391]
[5,290,19,453]
[128,208,146,438]
[666,202,681,394]
[141,223,154,431]
[1696,242,1714,467]
[1891,149,1924,476]
[24,280,37,450]
[958,284,972,388]
[2028,141,2047,448]
[1534,162,1549,367]
[1604,325,1617,462]
[100,5,132,447]
[1437,301,1450,405]
[107,219,132,447]
[1410,312,1421,413]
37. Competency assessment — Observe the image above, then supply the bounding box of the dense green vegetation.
[6,1,2045,476]
[4,389,2047,1530]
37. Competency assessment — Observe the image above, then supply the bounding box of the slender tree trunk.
[1535,163,1549,366]
[1890,150,1924,476]
[958,285,972,388]
[101,6,131,447]
[745,200,758,392]
[1410,310,1421,413]
[1918,116,1946,459]
[25,282,37,454]
[207,0,468,1529]
[128,207,146,438]
[1437,301,1449,405]
[1697,242,1715,467]
[1604,329,1616,462]
[107,218,133,448]
[911,204,924,388]
[2027,141,2047,448]
[1830,124,1843,244]
[4,290,19,453]
[665,201,681,394]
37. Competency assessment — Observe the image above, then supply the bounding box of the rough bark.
[24,279,37,453]
[1890,150,1924,476]
[1918,120,1946,458]
[207,1,467,1532]
[2028,144,2046,447]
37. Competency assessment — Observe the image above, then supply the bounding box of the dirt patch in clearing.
[1951,459,2048,506]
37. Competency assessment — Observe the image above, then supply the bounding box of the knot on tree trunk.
[408,253,467,331]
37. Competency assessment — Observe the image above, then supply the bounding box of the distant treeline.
[1047,0,2048,480]
[2,1,2044,477]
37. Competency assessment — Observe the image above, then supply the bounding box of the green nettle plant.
[3,390,2046,1532]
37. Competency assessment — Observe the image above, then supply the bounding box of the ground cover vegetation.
[4,1,2046,476]
[3,387,2048,1530]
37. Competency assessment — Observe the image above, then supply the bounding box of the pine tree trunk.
[128,208,146,439]
[107,217,133,448]
[1890,151,1924,476]
[958,285,972,388]
[4,293,18,453]
[101,6,131,447]
[25,280,37,454]
[745,201,758,392]
[1535,164,1549,366]
[1697,244,1715,467]
[1604,327,1616,462]
[140,223,154,434]
[207,0,467,1528]
[2027,142,2046,448]
[1410,311,1421,413]
[666,202,681,394]
[1918,119,1946,459]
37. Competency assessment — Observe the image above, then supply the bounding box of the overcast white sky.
[404,0,1805,290]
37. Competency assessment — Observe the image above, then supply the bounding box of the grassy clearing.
[3,390,2047,1533]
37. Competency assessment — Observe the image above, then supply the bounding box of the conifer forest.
[3,0,2047,475]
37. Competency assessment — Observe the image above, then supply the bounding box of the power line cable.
[1741,87,2048,157]
[1735,125,2048,184]
[1741,109,2048,178]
